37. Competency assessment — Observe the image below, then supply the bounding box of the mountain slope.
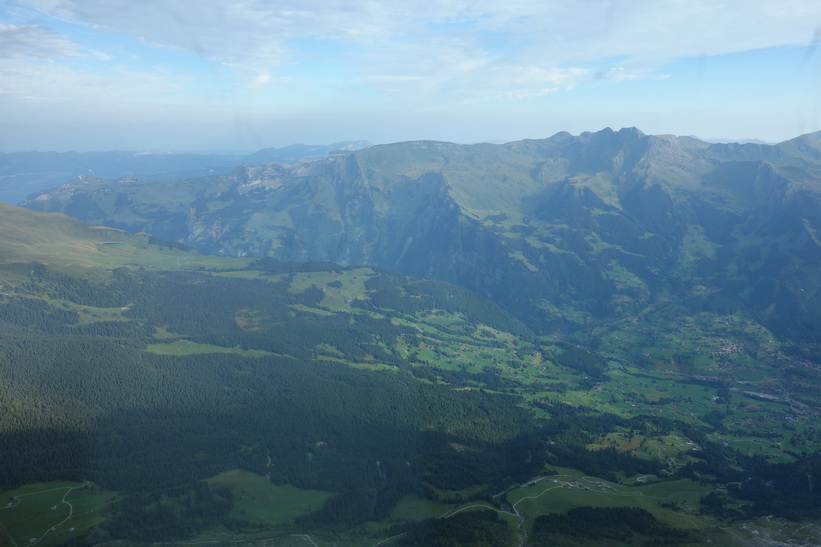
[20,128,821,340]
[0,201,245,280]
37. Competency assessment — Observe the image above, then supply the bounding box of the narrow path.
[0,483,86,546]
[290,534,318,547]
[432,479,575,547]
[371,472,709,547]
[372,532,406,546]
[0,519,19,547]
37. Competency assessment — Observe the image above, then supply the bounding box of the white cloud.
[0,56,195,112]
[17,0,820,99]
[2,0,819,149]
[89,48,112,61]
[0,24,82,59]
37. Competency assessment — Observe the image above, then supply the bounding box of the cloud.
[26,1,817,59]
[89,48,112,61]
[3,0,819,150]
[18,0,820,99]
[0,56,195,112]
[0,24,83,59]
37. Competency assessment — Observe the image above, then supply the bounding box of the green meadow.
[0,482,115,547]
[208,470,334,527]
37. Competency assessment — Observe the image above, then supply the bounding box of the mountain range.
[21,127,821,343]
[0,140,371,206]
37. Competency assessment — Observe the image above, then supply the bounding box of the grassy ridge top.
[0,201,248,277]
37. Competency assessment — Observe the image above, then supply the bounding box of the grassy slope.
[0,482,115,547]
[0,201,249,276]
[208,470,334,526]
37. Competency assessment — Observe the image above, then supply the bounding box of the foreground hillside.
[1,203,820,545]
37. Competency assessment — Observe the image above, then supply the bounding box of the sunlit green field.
[0,482,115,547]
[208,470,334,526]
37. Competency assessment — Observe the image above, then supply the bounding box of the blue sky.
[1,0,820,152]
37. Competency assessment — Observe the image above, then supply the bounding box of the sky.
[1,0,820,152]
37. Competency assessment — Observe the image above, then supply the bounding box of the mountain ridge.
[19,128,821,339]
[0,140,372,206]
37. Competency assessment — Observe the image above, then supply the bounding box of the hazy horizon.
[0,129,800,156]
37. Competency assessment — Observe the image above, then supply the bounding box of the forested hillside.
[2,257,819,544]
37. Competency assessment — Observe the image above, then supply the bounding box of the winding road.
[0,482,86,547]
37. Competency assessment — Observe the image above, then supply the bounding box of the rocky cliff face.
[21,128,821,336]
